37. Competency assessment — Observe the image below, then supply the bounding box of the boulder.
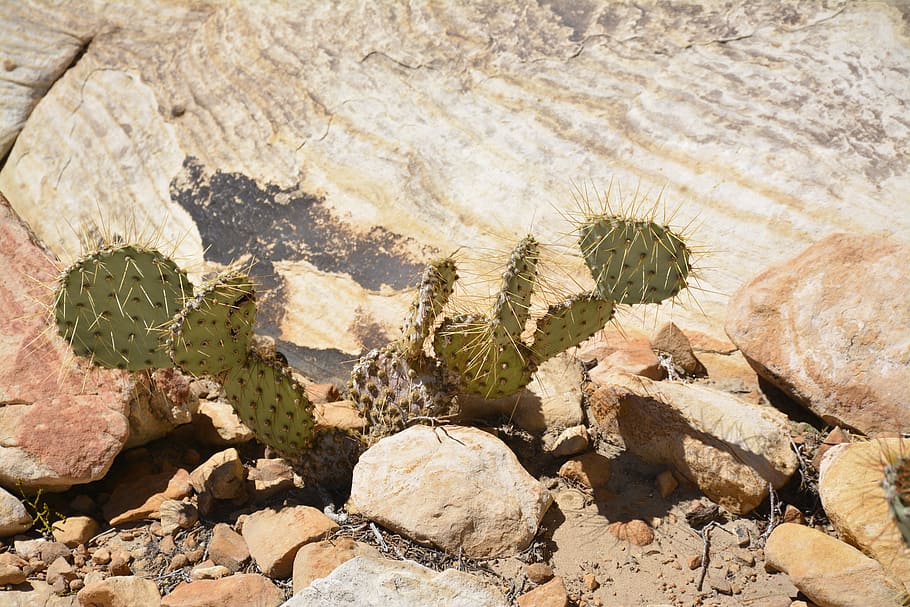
[348,425,552,558]
[725,233,910,434]
[589,372,797,514]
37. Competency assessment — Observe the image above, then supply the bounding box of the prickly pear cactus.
[349,346,451,442]
[883,455,910,547]
[167,268,256,376]
[397,258,458,360]
[53,244,191,370]
[223,351,316,456]
[578,216,691,305]
[492,235,539,338]
[532,292,614,363]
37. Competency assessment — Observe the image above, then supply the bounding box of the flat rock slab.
[589,372,797,514]
[283,555,509,607]
[0,196,131,491]
[348,425,552,558]
[3,2,910,384]
[726,233,910,434]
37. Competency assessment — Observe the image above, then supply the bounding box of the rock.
[107,550,132,576]
[161,574,283,607]
[52,516,99,547]
[457,354,585,433]
[13,538,71,565]
[589,373,798,514]
[189,448,247,501]
[46,556,77,593]
[77,575,162,607]
[546,425,589,457]
[0,486,33,537]
[304,383,339,404]
[725,233,910,434]
[582,572,599,591]
[656,470,678,499]
[0,195,131,491]
[557,453,612,489]
[0,552,28,584]
[284,555,509,607]
[0,579,79,606]
[818,438,910,591]
[125,368,197,448]
[241,505,339,578]
[607,519,655,546]
[247,459,300,502]
[190,562,230,580]
[313,400,365,432]
[348,425,552,558]
[192,399,255,446]
[650,322,706,378]
[159,500,198,535]
[811,426,851,471]
[764,523,905,607]
[516,576,569,607]
[207,523,250,573]
[104,467,192,525]
[580,326,664,384]
[292,537,380,593]
[525,562,554,584]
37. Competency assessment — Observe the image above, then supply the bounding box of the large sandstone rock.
[0,196,131,491]
[765,523,906,607]
[725,233,910,434]
[589,372,797,514]
[283,555,509,607]
[819,438,910,593]
[348,425,552,558]
[2,3,909,386]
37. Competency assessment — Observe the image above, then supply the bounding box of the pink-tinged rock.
[241,505,339,578]
[725,233,910,435]
[557,452,612,488]
[764,523,905,607]
[292,537,380,593]
[517,576,569,607]
[161,573,283,607]
[77,575,162,607]
[103,467,192,525]
[207,523,250,573]
[650,322,706,378]
[577,325,664,384]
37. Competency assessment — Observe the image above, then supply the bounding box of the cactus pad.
[579,216,690,305]
[532,292,614,363]
[434,315,534,399]
[167,268,256,376]
[349,346,452,442]
[492,235,539,337]
[223,351,315,456]
[398,258,458,361]
[53,244,190,370]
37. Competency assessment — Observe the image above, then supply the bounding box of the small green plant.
[17,480,65,538]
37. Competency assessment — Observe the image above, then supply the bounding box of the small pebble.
[527,562,554,584]
[583,572,600,591]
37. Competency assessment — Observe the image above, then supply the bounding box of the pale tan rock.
[557,453,612,489]
[160,574,283,607]
[546,425,589,457]
[349,425,552,558]
[517,575,569,607]
[77,576,162,607]
[583,326,663,384]
[589,372,797,514]
[0,552,28,585]
[247,458,299,501]
[158,500,198,536]
[189,562,230,580]
[726,234,910,434]
[819,438,910,592]
[208,523,250,573]
[650,322,706,378]
[46,556,77,592]
[526,562,554,584]
[0,486,33,537]
[764,523,905,607]
[241,505,339,578]
[52,516,99,548]
[292,537,380,593]
[192,400,255,446]
[189,448,246,501]
[314,400,365,431]
[286,555,509,607]
[105,468,192,525]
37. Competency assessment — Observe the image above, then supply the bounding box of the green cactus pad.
[434,315,534,399]
[398,258,458,361]
[579,216,690,305]
[54,244,190,370]
[167,269,256,376]
[348,346,452,442]
[223,351,315,456]
[532,292,614,363]
[492,235,539,338]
